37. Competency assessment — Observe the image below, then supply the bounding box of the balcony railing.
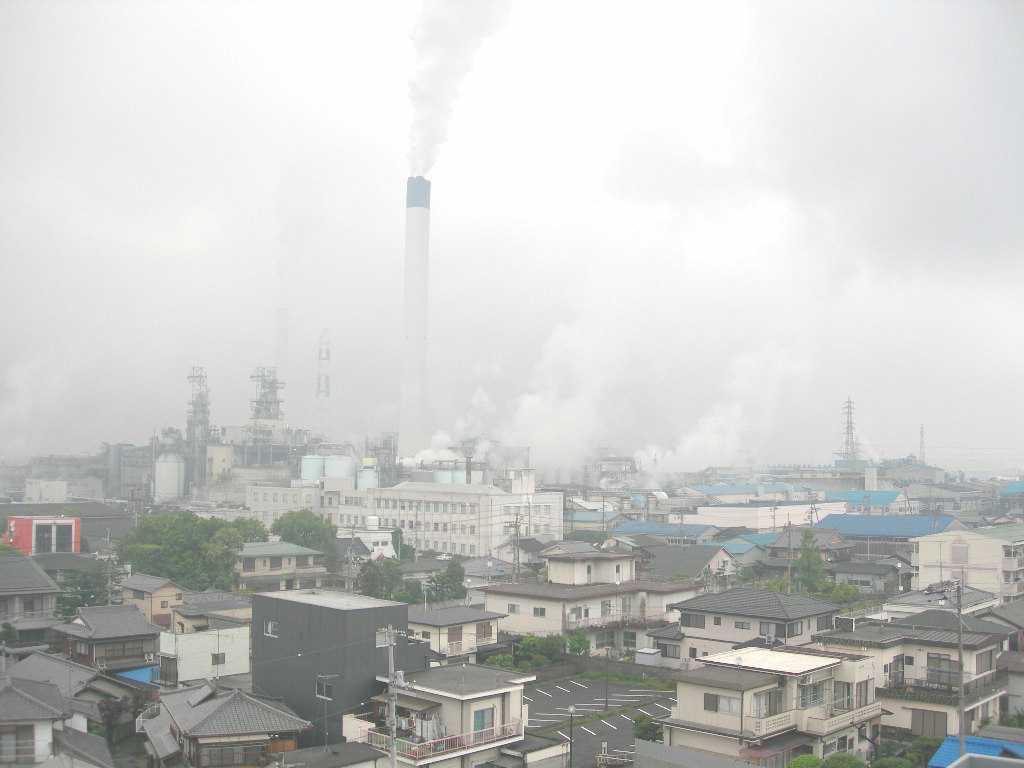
[0,609,56,621]
[565,610,648,629]
[878,670,1007,706]
[802,701,881,735]
[444,641,477,656]
[748,710,797,738]
[364,721,521,762]
[1002,558,1024,572]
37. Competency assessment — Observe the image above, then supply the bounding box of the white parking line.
[580,726,597,736]
[529,717,562,721]
[653,703,673,712]
[526,725,541,729]
[619,714,634,722]
[557,705,603,710]
[613,749,635,755]
[601,719,618,730]
[570,680,588,688]
[555,685,572,693]
[523,696,533,702]
[533,713,567,717]
[629,689,660,693]
[535,689,553,697]
[637,709,652,717]
[557,731,569,740]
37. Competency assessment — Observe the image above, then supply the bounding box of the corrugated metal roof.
[816,514,957,538]
[825,490,901,506]
[999,481,1024,497]
[610,521,717,537]
[928,736,1024,768]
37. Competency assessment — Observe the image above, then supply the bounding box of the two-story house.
[349,664,534,768]
[647,646,881,768]
[757,528,855,581]
[407,603,506,664]
[138,681,312,768]
[0,674,115,768]
[655,587,839,661]
[0,552,61,645]
[158,591,253,685]
[121,574,186,628]
[815,611,1010,737]
[54,605,161,683]
[235,541,326,592]
[541,544,637,585]
[912,527,1024,604]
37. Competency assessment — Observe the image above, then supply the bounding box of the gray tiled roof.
[55,727,115,768]
[887,584,995,608]
[31,552,103,574]
[669,586,837,620]
[162,683,311,737]
[892,609,1012,635]
[173,591,251,616]
[646,624,684,641]
[56,605,161,640]
[240,541,323,557]
[480,579,692,600]
[766,527,852,551]
[399,664,534,696]
[817,623,1003,650]
[645,545,724,579]
[8,652,97,696]
[0,676,66,721]
[983,600,1024,630]
[0,553,59,596]
[407,604,506,627]
[121,573,181,593]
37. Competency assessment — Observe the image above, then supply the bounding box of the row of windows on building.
[678,612,833,635]
[412,539,478,555]
[250,490,313,506]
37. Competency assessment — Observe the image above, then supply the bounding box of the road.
[524,678,676,767]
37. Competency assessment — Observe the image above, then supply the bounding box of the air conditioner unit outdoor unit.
[144,653,155,662]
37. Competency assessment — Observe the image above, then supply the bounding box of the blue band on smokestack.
[406,176,431,209]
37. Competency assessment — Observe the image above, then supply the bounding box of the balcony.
[748,710,797,738]
[1002,558,1024,572]
[444,640,477,657]
[364,721,522,764]
[801,701,881,735]
[565,610,650,630]
[877,670,1007,706]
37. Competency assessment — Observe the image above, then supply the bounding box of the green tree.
[794,530,830,594]
[356,559,404,600]
[57,563,111,619]
[871,759,913,768]
[426,561,466,601]
[821,753,863,768]
[391,529,416,561]
[488,653,515,669]
[786,756,823,768]
[394,578,424,604]
[828,583,861,604]
[906,738,943,768]
[272,511,337,566]
[565,630,590,656]
[633,714,661,741]
[0,542,16,555]
[0,622,16,643]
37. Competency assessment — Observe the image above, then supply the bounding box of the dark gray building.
[251,589,430,748]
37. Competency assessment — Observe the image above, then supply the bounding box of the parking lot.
[523,679,676,766]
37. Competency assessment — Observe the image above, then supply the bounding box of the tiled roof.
[121,573,181,593]
[891,609,1012,636]
[0,676,66,721]
[55,727,116,768]
[817,623,1002,650]
[983,601,1024,630]
[646,624,684,641]
[816,514,957,538]
[8,653,97,696]
[174,591,251,616]
[162,683,311,737]
[31,552,104,574]
[480,579,692,600]
[887,584,995,608]
[765,527,851,551]
[669,586,837,620]
[645,545,725,579]
[56,605,161,640]
[240,541,323,557]
[0,553,59,596]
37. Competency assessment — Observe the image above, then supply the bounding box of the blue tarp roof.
[825,490,901,506]
[815,514,956,538]
[1000,481,1024,497]
[928,736,1024,768]
[611,521,717,537]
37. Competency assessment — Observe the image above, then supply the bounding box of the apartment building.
[663,587,839,660]
[815,612,1010,737]
[0,552,61,644]
[120,573,185,628]
[234,541,326,592]
[244,483,317,526]
[652,646,881,768]
[407,603,506,664]
[318,481,563,557]
[350,664,535,768]
[913,526,1024,603]
[54,605,161,683]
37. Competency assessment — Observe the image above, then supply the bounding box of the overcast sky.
[1,1,1022,475]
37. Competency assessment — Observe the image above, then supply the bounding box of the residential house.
[757,528,854,580]
[827,560,902,595]
[609,521,720,545]
[8,651,158,743]
[826,490,917,515]
[541,543,637,585]
[883,585,1000,622]
[912,526,1024,604]
[638,624,685,669]
[462,557,515,596]
[138,681,312,768]
[815,514,962,560]
[169,591,252,634]
[121,573,186,628]
[234,541,326,592]
[997,653,1024,716]
[982,601,1024,652]
[643,544,736,589]
[719,534,776,568]
[662,587,839,661]
[0,553,61,645]
[54,605,161,683]
[815,613,1009,737]
[348,664,534,767]
[494,537,551,568]
[0,674,116,768]
[158,622,250,685]
[407,603,506,664]
[650,646,882,768]
[251,590,431,746]
[30,553,105,589]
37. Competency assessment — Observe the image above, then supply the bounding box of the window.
[735,621,751,630]
[508,603,520,614]
[786,620,803,637]
[433,523,440,532]
[713,616,722,626]
[421,630,431,639]
[704,693,719,711]
[533,606,546,617]
[904,655,915,667]
[689,647,697,659]
[477,622,492,640]
[656,642,681,659]
[132,589,146,599]
[470,526,476,535]
[175,593,183,600]
[799,682,824,708]
[241,558,255,573]
[0,725,34,764]
[269,557,282,569]
[976,649,995,674]
[680,613,706,628]
[624,631,637,649]
[470,545,477,555]
[704,694,740,714]
[211,652,225,665]
[55,524,73,553]
[817,615,833,631]
[263,619,279,637]
[315,679,334,699]
[473,707,495,734]
[160,600,169,609]
[759,622,775,636]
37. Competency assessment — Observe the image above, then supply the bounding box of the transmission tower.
[839,397,859,461]
[919,424,926,465]
[315,329,331,437]
[185,367,210,492]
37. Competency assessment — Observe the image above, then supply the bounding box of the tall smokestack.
[401,176,432,452]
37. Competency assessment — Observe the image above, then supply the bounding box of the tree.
[565,630,590,656]
[906,738,943,768]
[0,542,16,555]
[272,511,337,566]
[57,563,111,619]
[793,530,830,594]
[391,529,416,561]
[786,756,823,768]
[872,759,913,768]
[633,714,661,741]
[821,753,864,768]
[426,561,466,602]
[393,578,424,604]
[0,623,16,643]
[356,558,404,600]
[828,583,861,604]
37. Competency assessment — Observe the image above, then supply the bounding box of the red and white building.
[2,515,82,555]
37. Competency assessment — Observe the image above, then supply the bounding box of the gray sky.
[1,1,1022,474]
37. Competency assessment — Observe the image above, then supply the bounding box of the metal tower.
[840,397,859,461]
[185,367,210,492]
[315,328,331,436]
[919,424,926,465]
[250,367,285,422]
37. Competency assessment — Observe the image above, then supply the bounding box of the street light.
[567,705,575,768]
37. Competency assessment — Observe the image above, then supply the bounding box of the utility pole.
[346,520,358,591]
[951,579,966,758]
[506,507,523,583]
[382,625,400,768]
[786,518,794,594]
[567,705,575,768]
[316,673,339,750]
[604,647,610,711]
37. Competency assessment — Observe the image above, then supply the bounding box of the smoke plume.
[408,0,507,175]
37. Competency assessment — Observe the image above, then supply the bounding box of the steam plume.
[408,0,507,175]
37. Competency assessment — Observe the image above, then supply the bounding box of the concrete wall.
[913,529,1013,598]
[160,625,250,682]
[24,479,68,503]
[123,584,185,626]
[673,608,835,658]
[546,557,635,586]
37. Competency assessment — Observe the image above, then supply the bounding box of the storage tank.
[323,455,355,481]
[357,466,379,489]
[301,455,326,482]
[154,453,186,502]
[433,469,454,485]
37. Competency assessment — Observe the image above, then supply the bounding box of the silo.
[433,469,454,485]
[323,455,355,481]
[357,466,379,489]
[301,455,326,482]
[154,454,186,502]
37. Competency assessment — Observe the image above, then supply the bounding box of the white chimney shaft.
[401,176,431,452]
